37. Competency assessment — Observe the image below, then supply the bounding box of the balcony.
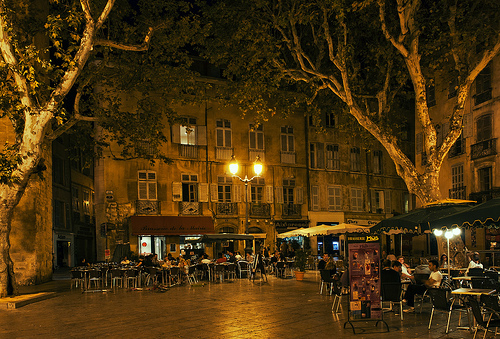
[178,144,198,158]
[249,149,265,162]
[249,203,271,218]
[216,202,238,215]
[136,200,160,215]
[216,146,233,160]
[469,188,500,203]
[179,202,202,215]
[449,186,467,200]
[282,204,301,218]
[281,151,296,164]
[471,138,497,160]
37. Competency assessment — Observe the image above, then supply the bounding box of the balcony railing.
[282,204,301,218]
[136,200,160,215]
[281,151,296,164]
[249,149,265,162]
[178,144,198,158]
[448,142,465,158]
[449,186,467,200]
[216,202,238,215]
[249,203,271,218]
[179,202,202,215]
[471,138,497,160]
[469,188,500,203]
[216,146,233,160]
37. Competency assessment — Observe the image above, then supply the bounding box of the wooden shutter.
[295,186,304,204]
[370,190,376,213]
[275,187,283,204]
[210,183,218,202]
[172,182,182,201]
[463,113,472,138]
[265,186,273,203]
[233,184,242,202]
[311,185,319,211]
[416,133,423,154]
[197,126,207,146]
[199,183,209,202]
[171,124,180,143]
[384,190,392,214]
[317,143,325,168]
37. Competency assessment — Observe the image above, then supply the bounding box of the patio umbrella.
[188,234,254,243]
[370,203,474,234]
[277,228,309,238]
[313,223,370,235]
[429,197,500,229]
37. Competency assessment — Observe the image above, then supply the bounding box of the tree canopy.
[199,0,500,203]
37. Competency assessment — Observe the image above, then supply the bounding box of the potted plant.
[294,249,308,281]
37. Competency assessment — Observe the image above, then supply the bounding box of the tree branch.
[378,0,409,57]
[94,27,154,51]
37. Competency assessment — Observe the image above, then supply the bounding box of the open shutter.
[138,182,148,200]
[317,143,325,168]
[210,183,218,202]
[463,113,472,138]
[148,182,157,200]
[172,182,182,201]
[384,190,392,214]
[233,184,242,202]
[265,186,273,203]
[371,190,376,213]
[416,133,423,154]
[199,183,209,202]
[171,124,180,143]
[197,125,207,146]
[295,186,304,204]
[311,185,319,210]
[275,187,283,204]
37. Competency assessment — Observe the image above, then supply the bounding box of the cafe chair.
[169,266,181,286]
[485,270,500,282]
[125,269,139,288]
[467,296,500,339]
[70,270,84,290]
[319,269,335,295]
[468,267,485,277]
[187,265,198,284]
[275,262,286,279]
[381,282,404,320]
[110,269,124,288]
[224,263,237,281]
[88,269,102,289]
[427,288,469,334]
[331,274,343,313]
[214,264,225,283]
[237,261,251,279]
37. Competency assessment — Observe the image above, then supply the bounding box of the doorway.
[56,241,70,267]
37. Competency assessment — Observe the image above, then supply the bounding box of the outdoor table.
[452,276,471,288]
[451,288,497,330]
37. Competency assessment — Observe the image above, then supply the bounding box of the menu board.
[347,236,382,320]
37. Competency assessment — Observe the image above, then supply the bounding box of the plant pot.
[294,270,305,281]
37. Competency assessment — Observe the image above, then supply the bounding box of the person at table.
[439,253,453,268]
[200,254,211,264]
[246,251,254,263]
[403,259,442,313]
[79,258,90,267]
[397,256,413,280]
[325,256,337,274]
[120,256,131,265]
[466,252,483,275]
[227,251,237,263]
[216,253,227,264]
[381,259,400,284]
[235,251,243,261]
[317,254,329,270]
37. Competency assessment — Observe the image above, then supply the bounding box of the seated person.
[439,253,453,269]
[466,252,483,275]
[317,254,329,270]
[381,259,401,284]
[325,256,337,275]
[120,256,130,265]
[235,252,243,261]
[200,254,211,264]
[216,253,227,264]
[397,256,413,280]
[403,259,442,312]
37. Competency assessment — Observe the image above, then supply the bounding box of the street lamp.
[229,155,263,235]
[433,227,461,278]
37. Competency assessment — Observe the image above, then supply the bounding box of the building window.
[283,178,295,204]
[250,177,265,203]
[82,189,90,215]
[310,142,324,169]
[449,132,465,158]
[427,83,436,107]
[180,119,197,146]
[326,144,340,170]
[325,112,337,128]
[138,171,157,200]
[217,176,232,203]
[350,147,361,172]
[53,200,69,229]
[476,114,492,142]
[249,124,264,151]
[280,126,295,164]
[72,187,80,212]
[216,119,232,147]
[451,164,466,199]
[181,174,198,202]
[373,150,383,174]
[475,64,492,105]
[328,186,342,211]
[372,190,385,213]
[350,187,363,212]
[478,166,492,192]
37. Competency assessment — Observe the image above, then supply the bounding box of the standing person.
[403,259,442,313]
[280,241,288,257]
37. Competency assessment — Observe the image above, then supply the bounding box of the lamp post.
[433,227,461,278]
[229,155,263,236]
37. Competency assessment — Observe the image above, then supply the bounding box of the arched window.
[219,227,235,234]
[248,227,263,233]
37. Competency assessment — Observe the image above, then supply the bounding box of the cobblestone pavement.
[0,271,477,339]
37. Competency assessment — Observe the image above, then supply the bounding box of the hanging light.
[253,156,263,176]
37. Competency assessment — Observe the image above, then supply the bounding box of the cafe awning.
[131,216,214,236]
[188,234,254,243]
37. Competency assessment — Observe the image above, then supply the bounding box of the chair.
[70,270,84,289]
[275,262,286,278]
[471,277,491,289]
[187,265,198,284]
[224,263,237,281]
[237,261,251,279]
[169,267,181,286]
[485,270,499,282]
[414,273,431,312]
[124,269,139,288]
[468,267,485,277]
[213,264,225,283]
[145,267,160,286]
[110,269,124,288]
[331,274,343,313]
[381,282,403,320]
[87,269,102,289]
[428,288,469,334]
[467,296,500,339]
[319,269,335,295]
